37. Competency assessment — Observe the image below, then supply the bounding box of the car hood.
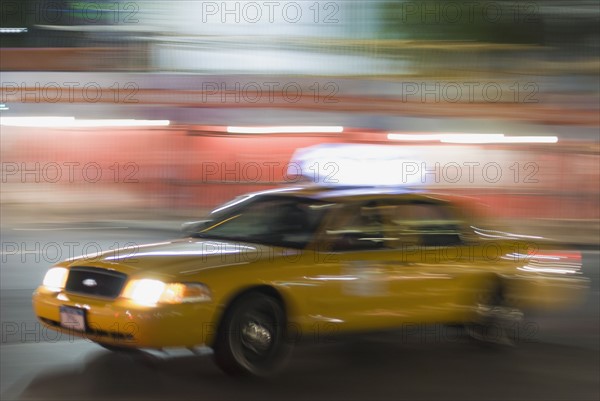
[65,237,289,279]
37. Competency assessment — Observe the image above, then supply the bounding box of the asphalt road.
[1,225,598,401]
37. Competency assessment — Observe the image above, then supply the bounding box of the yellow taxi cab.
[32,186,588,376]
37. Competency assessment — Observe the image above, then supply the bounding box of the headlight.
[121,279,212,306]
[42,267,69,292]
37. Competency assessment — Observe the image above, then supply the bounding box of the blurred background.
[1,0,599,243]
[0,1,599,399]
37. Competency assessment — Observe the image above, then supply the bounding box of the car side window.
[326,201,387,251]
[326,199,465,251]
[384,201,464,247]
[196,196,328,248]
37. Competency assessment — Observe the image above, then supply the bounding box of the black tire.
[213,292,291,377]
[465,280,524,346]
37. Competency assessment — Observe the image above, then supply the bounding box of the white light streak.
[0,28,28,33]
[0,117,170,128]
[227,126,343,134]
[388,133,558,144]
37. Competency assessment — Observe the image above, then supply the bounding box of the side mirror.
[181,220,212,235]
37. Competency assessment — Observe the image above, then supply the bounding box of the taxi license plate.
[60,306,86,331]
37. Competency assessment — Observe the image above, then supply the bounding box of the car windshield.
[192,196,331,249]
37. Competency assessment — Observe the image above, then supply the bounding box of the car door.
[377,198,476,322]
[304,199,428,331]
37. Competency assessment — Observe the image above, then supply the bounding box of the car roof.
[247,185,441,203]
[264,187,484,223]
[213,186,481,221]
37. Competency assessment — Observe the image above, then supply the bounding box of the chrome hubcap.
[476,304,524,323]
[469,294,524,345]
[241,321,272,353]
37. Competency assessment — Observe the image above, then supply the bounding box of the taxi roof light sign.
[288,143,426,187]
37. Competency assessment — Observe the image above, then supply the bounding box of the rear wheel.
[465,280,524,346]
[213,292,291,376]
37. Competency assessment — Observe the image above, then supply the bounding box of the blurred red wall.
[1,126,598,219]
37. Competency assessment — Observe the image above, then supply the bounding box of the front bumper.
[32,286,219,349]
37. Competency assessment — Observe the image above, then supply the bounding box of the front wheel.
[213,292,292,377]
